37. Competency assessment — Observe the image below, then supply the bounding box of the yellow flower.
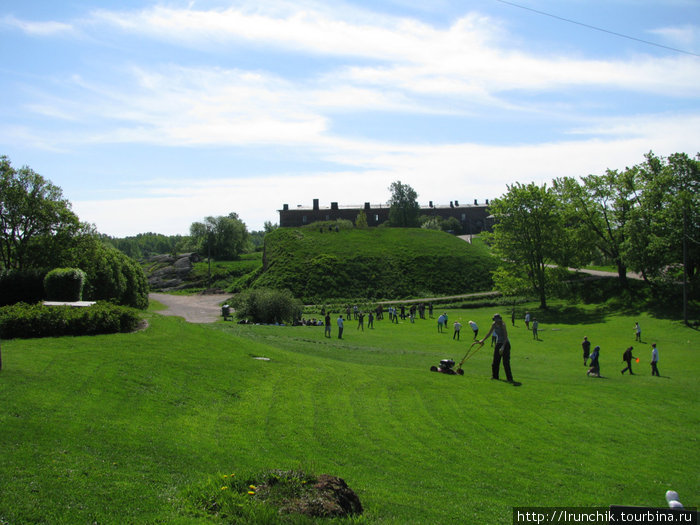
[249,485,256,490]
[221,486,228,491]
[247,491,255,495]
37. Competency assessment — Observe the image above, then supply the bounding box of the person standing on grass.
[478,313,514,383]
[511,308,516,327]
[324,313,331,338]
[357,311,364,331]
[337,315,344,339]
[437,313,446,333]
[651,343,660,376]
[621,346,636,375]
[453,320,462,340]
[634,322,642,342]
[532,318,539,340]
[587,346,601,377]
[468,320,479,340]
[368,311,374,329]
[582,336,591,366]
[525,311,531,330]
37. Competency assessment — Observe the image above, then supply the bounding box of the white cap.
[668,500,684,509]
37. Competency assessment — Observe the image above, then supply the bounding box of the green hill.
[250,227,495,301]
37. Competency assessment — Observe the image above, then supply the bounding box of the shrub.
[0,268,48,306]
[70,237,150,309]
[232,288,302,324]
[44,268,87,301]
[0,302,140,339]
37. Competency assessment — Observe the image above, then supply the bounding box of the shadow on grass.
[526,305,608,326]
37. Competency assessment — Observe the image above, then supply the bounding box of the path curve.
[149,292,231,323]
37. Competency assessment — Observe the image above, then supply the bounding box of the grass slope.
[0,304,697,524]
[255,228,495,301]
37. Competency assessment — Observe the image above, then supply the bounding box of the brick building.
[279,198,491,234]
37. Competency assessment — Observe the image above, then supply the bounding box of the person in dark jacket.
[621,346,636,375]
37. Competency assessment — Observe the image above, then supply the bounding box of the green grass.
[182,252,263,292]
[0,303,697,524]
[255,228,495,301]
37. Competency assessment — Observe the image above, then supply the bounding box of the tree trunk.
[617,261,628,288]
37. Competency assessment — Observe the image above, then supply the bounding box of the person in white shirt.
[468,320,478,340]
[453,321,462,340]
[651,343,660,376]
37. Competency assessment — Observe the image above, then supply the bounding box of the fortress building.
[279,198,491,233]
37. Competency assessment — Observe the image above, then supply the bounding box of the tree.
[0,156,81,269]
[387,181,420,227]
[487,182,566,309]
[355,210,368,229]
[553,168,638,287]
[190,213,249,260]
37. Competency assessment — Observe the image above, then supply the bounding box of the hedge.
[0,302,141,339]
[44,268,87,301]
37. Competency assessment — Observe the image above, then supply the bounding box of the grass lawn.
[0,302,697,524]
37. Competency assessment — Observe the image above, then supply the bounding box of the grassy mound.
[253,228,495,301]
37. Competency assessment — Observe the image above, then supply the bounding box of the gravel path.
[149,292,231,323]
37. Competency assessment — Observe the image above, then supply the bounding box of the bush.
[44,268,87,301]
[70,237,150,309]
[0,302,141,339]
[232,288,302,324]
[0,268,48,306]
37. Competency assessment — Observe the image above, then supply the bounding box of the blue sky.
[1,0,699,236]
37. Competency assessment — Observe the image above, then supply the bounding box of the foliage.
[0,155,82,270]
[68,236,149,309]
[105,232,187,259]
[487,182,567,308]
[43,267,87,301]
[187,469,362,523]
[190,212,249,260]
[0,301,140,338]
[254,228,495,301]
[419,216,441,230]
[232,287,303,324]
[355,210,368,229]
[622,152,699,283]
[0,268,48,306]
[387,180,420,227]
[440,216,462,233]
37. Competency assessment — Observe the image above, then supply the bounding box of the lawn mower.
[430,341,484,376]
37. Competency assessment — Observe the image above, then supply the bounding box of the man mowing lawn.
[479,313,515,383]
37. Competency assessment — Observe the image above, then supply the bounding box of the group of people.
[323,305,662,382]
[581,326,660,378]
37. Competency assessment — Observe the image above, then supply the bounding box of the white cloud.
[72,111,700,237]
[648,24,700,48]
[1,15,73,36]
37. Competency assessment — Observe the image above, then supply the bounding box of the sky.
[1,0,699,237]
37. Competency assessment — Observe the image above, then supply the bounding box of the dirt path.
[149,292,230,323]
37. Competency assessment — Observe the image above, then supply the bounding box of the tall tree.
[488,182,565,309]
[553,168,638,287]
[0,156,81,269]
[387,181,420,227]
[189,213,249,260]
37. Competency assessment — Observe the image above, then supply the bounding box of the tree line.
[486,151,699,313]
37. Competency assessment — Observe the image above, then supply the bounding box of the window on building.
[302,215,307,224]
